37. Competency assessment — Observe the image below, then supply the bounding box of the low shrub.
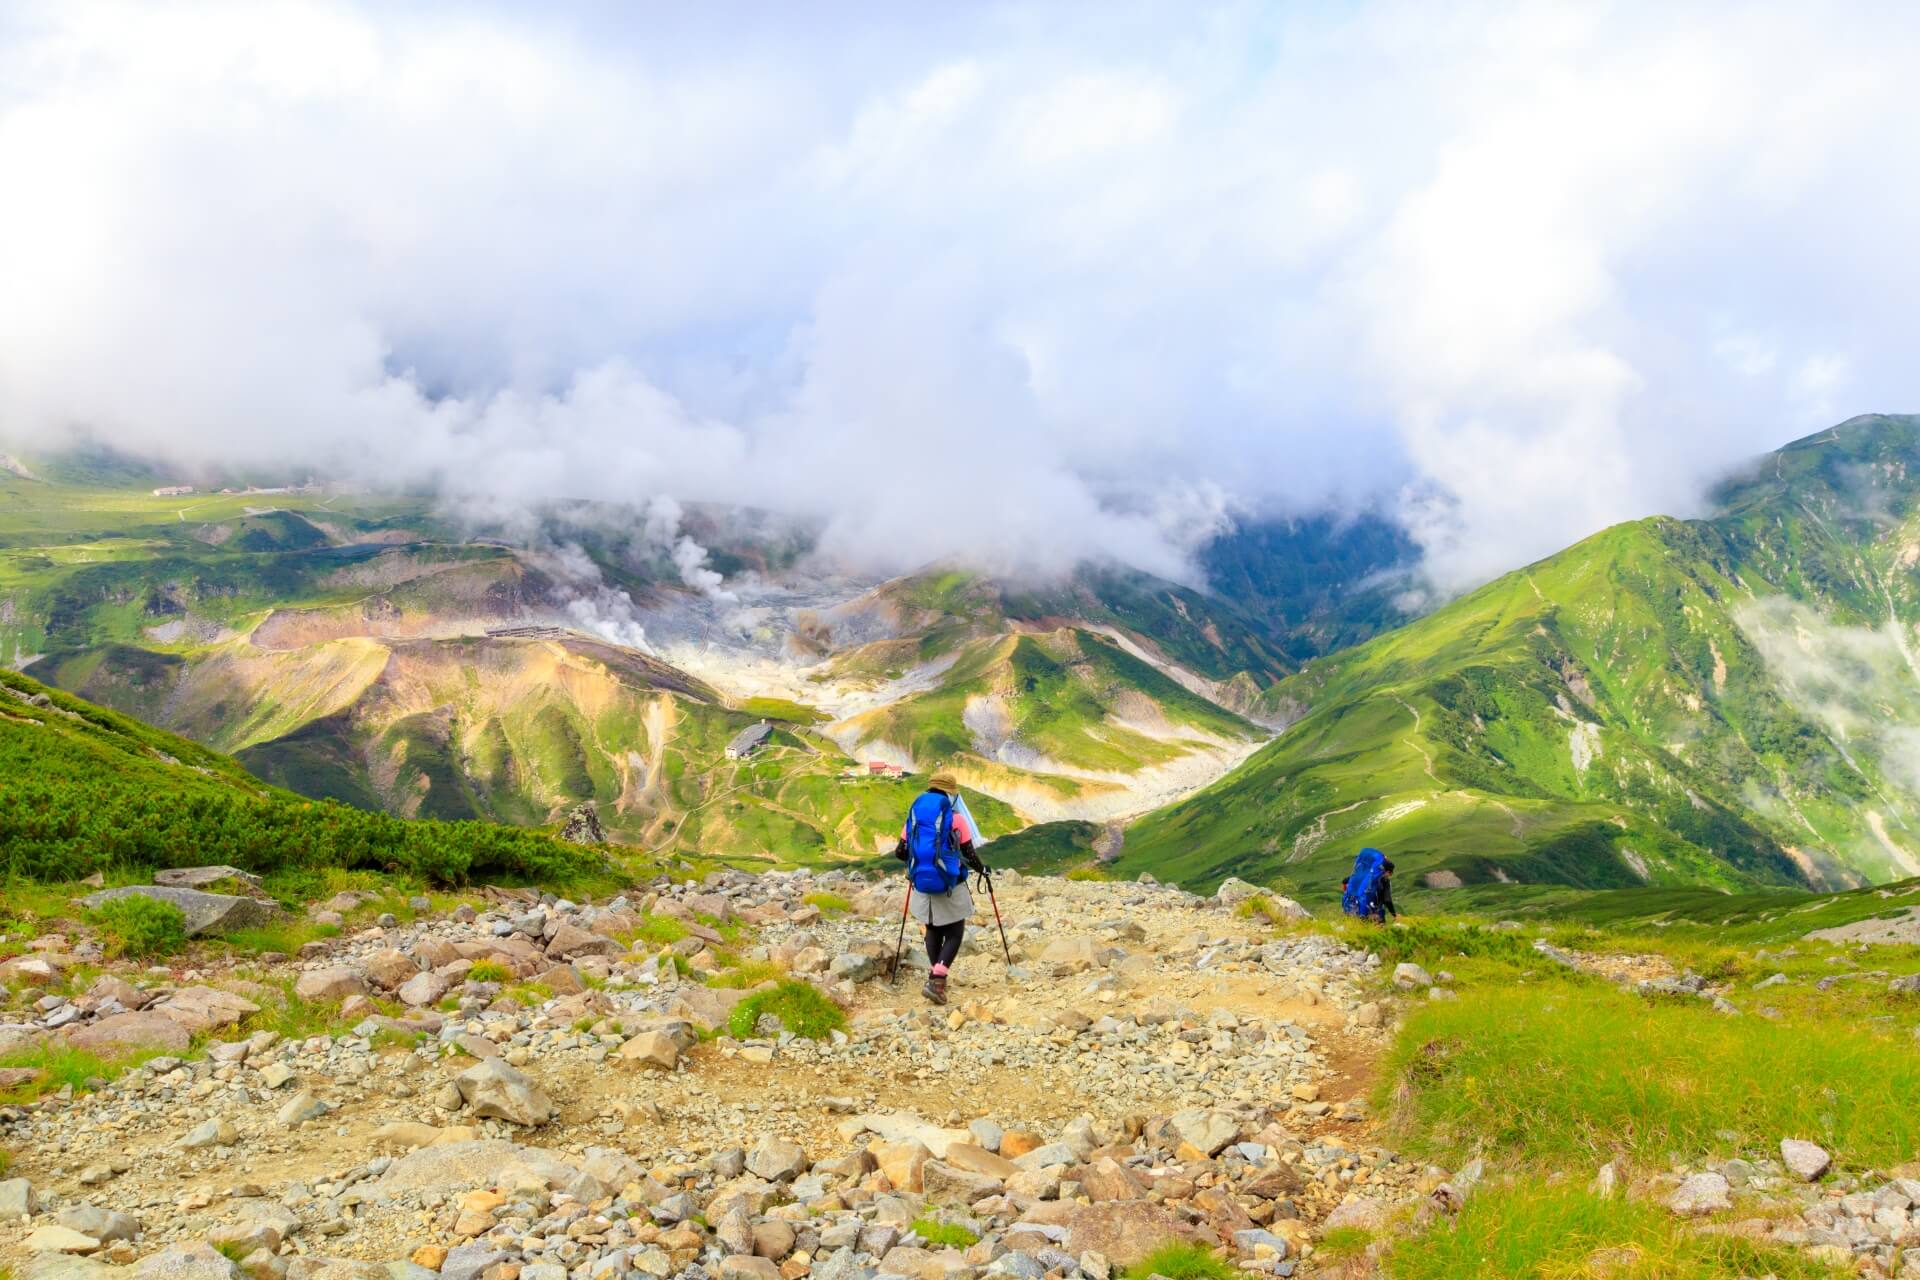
[727,980,846,1040]
[466,959,511,984]
[88,895,187,958]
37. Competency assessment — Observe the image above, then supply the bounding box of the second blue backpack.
[1342,847,1387,919]
[906,791,962,894]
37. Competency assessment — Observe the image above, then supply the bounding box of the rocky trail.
[0,871,1428,1280]
[8,869,1920,1280]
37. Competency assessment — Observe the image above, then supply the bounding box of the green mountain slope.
[0,667,600,887]
[1124,415,1920,895]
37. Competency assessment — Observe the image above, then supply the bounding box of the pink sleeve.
[951,812,974,843]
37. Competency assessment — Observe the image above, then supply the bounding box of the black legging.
[925,921,964,969]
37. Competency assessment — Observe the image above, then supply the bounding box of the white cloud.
[0,1,1917,591]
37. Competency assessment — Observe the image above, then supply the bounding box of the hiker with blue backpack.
[1341,847,1399,923]
[891,770,992,1005]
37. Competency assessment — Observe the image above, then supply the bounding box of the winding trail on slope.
[1394,697,1440,786]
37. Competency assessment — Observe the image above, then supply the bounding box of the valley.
[12,416,1920,907]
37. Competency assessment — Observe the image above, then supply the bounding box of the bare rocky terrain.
[0,871,1423,1279]
[6,870,1920,1279]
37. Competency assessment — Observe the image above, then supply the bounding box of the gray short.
[909,882,974,926]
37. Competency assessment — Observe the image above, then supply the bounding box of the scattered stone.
[454,1058,555,1126]
[1780,1138,1831,1181]
[1668,1172,1732,1216]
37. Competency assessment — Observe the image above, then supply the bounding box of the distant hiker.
[894,770,986,1005]
[1340,847,1398,923]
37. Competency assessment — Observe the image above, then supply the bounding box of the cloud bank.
[2,1,1918,589]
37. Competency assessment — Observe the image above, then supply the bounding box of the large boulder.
[152,866,263,892]
[78,886,274,937]
[455,1059,555,1126]
[64,1010,190,1054]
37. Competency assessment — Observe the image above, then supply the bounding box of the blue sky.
[2,1,1916,586]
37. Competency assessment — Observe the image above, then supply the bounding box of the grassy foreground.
[1278,908,1920,1279]
[1383,981,1920,1171]
[1384,1183,1844,1279]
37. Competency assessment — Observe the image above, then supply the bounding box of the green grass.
[466,959,511,984]
[625,916,690,947]
[1382,982,1920,1170]
[1122,1241,1237,1280]
[909,1217,980,1248]
[216,920,341,955]
[505,982,553,1005]
[738,697,828,725]
[0,1042,169,1102]
[1383,1182,1844,1279]
[706,959,784,990]
[211,1241,252,1264]
[234,980,365,1042]
[727,980,846,1040]
[802,891,851,915]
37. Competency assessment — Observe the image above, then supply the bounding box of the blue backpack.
[905,791,963,894]
[1342,847,1387,919]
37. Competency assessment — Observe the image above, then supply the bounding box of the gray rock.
[746,1135,808,1181]
[153,866,262,891]
[1168,1108,1239,1156]
[127,1242,243,1280]
[21,1256,118,1280]
[78,886,274,937]
[455,1059,555,1126]
[1231,1229,1290,1259]
[57,1205,140,1243]
[1781,1138,1832,1181]
[1392,962,1434,989]
[277,1090,329,1127]
[179,1118,239,1149]
[0,1175,37,1220]
[397,971,452,1008]
[651,1191,698,1224]
[968,1118,1004,1152]
[1667,1172,1731,1216]
[440,1246,514,1280]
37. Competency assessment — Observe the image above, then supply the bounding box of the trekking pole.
[886,879,911,983]
[980,869,1013,968]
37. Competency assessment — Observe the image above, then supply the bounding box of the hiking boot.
[922,973,948,1005]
